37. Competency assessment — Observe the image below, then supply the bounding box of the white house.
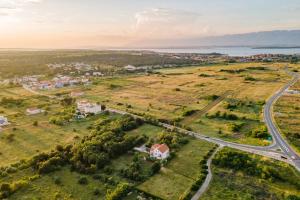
[0,116,9,127]
[77,100,102,115]
[150,144,170,160]
[124,65,137,71]
[26,108,44,115]
[93,72,104,76]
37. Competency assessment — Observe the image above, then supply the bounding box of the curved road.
[263,71,300,170]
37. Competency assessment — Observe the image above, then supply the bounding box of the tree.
[60,97,75,107]
[151,161,161,175]
[33,121,38,126]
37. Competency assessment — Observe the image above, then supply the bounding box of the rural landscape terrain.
[0,50,299,200]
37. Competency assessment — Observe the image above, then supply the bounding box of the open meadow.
[40,62,291,146]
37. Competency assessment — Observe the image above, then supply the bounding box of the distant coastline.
[253,46,300,49]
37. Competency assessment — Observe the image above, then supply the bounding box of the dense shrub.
[212,148,282,180]
[182,109,198,117]
[105,182,131,200]
[78,177,88,185]
[247,125,270,139]
[0,97,24,107]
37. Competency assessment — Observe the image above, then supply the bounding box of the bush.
[53,176,61,185]
[151,161,161,175]
[105,182,131,200]
[93,188,101,196]
[182,109,197,117]
[248,125,270,139]
[78,177,88,185]
[244,76,256,81]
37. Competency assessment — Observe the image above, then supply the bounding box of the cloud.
[0,0,43,16]
[133,8,210,39]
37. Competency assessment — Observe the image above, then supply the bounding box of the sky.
[0,0,299,48]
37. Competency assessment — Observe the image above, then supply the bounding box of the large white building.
[77,100,102,115]
[0,116,9,127]
[150,144,170,160]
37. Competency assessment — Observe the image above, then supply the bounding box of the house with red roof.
[150,144,170,160]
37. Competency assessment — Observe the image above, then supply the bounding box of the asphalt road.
[263,72,300,170]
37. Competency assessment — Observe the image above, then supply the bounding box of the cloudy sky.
[0,0,299,48]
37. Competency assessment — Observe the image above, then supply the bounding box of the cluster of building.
[10,75,44,85]
[23,75,90,90]
[48,62,92,70]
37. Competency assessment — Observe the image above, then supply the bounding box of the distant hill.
[129,30,300,48]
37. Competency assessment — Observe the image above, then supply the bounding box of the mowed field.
[41,62,291,145]
[274,80,300,153]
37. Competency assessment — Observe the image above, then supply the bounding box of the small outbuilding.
[0,116,9,127]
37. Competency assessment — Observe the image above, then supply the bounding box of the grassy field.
[137,139,215,200]
[201,148,300,200]
[274,91,300,153]
[36,62,291,146]
[0,86,121,166]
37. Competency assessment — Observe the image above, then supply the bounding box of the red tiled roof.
[157,144,169,153]
[150,144,169,153]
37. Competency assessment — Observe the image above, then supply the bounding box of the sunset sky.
[0,0,300,48]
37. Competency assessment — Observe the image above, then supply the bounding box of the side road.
[191,146,222,200]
